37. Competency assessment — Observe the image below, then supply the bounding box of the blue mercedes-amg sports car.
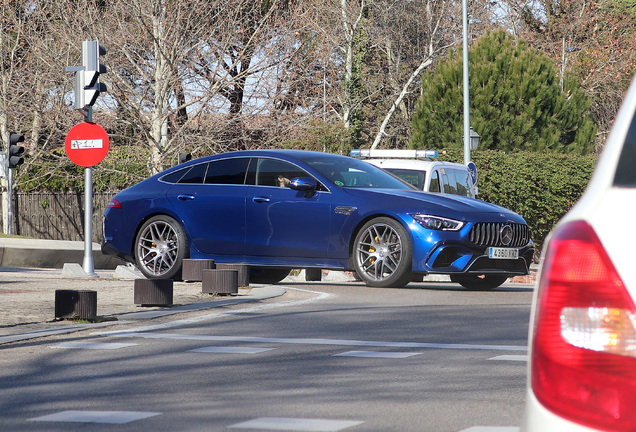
[102,150,534,289]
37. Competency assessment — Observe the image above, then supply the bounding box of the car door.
[167,157,250,256]
[245,157,332,259]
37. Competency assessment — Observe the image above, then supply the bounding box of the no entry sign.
[65,122,109,167]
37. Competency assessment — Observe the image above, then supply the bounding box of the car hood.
[341,188,526,223]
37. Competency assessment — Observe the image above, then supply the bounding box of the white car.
[350,149,477,198]
[523,76,636,431]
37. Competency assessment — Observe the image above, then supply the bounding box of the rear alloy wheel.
[353,217,412,288]
[450,274,508,290]
[135,215,188,280]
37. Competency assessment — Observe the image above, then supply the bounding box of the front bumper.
[407,217,535,276]
[415,242,535,275]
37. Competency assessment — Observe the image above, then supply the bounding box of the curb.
[0,237,123,269]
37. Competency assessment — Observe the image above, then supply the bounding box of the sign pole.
[83,165,97,277]
[82,107,97,277]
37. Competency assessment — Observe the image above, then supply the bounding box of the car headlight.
[410,214,465,231]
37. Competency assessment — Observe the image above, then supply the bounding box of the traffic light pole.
[65,40,107,278]
[82,107,98,277]
[6,167,12,235]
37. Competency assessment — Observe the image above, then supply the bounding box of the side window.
[429,170,441,193]
[161,167,189,184]
[205,158,250,185]
[451,169,472,197]
[441,169,457,194]
[178,163,208,184]
[442,169,457,195]
[256,158,309,187]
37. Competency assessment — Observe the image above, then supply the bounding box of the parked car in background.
[351,149,477,198]
[523,76,636,431]
[102,150,533,289]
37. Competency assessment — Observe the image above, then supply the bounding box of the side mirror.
[289,177,318,197]
[289,177,317,191]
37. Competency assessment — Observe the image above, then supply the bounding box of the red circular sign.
[65,122,110,167]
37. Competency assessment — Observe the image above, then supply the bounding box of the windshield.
[384,168,426,190]
[614,111,636,187]
[303,155,415,190]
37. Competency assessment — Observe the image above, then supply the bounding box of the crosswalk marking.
[50,342,138,350]
[28,410,161,424]
[333,350,422,358]
[460,427,519,432]
[228,417,364,431]
[190,346,275,354]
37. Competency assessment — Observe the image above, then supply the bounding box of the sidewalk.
[0,266,286,345]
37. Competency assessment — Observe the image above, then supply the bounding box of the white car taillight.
[561,306,636,356]
[531,220,636,431]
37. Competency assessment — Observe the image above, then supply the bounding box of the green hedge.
[438,149,597,254]
[17,145,150,192]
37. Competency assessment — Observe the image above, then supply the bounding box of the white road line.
[488,355,528,362]
[94,287,334,336]
[103,332,527,352]
[189,346,275,354]
[50,342,138,350]
[228,417,364,431]
[28,410,161,424]
[333,350,422,358]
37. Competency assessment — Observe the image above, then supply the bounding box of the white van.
[350,149,477,198]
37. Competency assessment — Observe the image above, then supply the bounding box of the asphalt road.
[0,278,533,432]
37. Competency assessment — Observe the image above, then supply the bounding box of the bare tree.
[367,0,460,149]
[95,0,233,174]
[0,1,80,231]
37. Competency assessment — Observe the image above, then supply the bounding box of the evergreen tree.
[345,27,368,150]
[410,30,597,154]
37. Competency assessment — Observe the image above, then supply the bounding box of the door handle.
[252,197,271,203]
[177,195,195,201]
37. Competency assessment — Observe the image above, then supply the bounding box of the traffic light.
[81,41,107,108]
[68,41,107,110]
[8,132,25,169]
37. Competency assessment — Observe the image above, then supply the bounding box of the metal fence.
[6,191,119,243]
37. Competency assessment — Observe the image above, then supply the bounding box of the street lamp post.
[462,0,471,165]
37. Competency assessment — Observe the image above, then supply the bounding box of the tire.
[353,217,412,288]
[250,267,291,284]
[135,215,188,280]
[450,274,508,290]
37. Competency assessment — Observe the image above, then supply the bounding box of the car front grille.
[469,222,530,247]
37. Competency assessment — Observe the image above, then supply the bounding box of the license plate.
[488,247,519,260]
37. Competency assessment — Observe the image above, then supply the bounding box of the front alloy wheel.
[135,215,188,279]
[353,217,412,288]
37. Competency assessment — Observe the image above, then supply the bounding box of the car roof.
[204,149,346,161]
[365,158,467,170]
